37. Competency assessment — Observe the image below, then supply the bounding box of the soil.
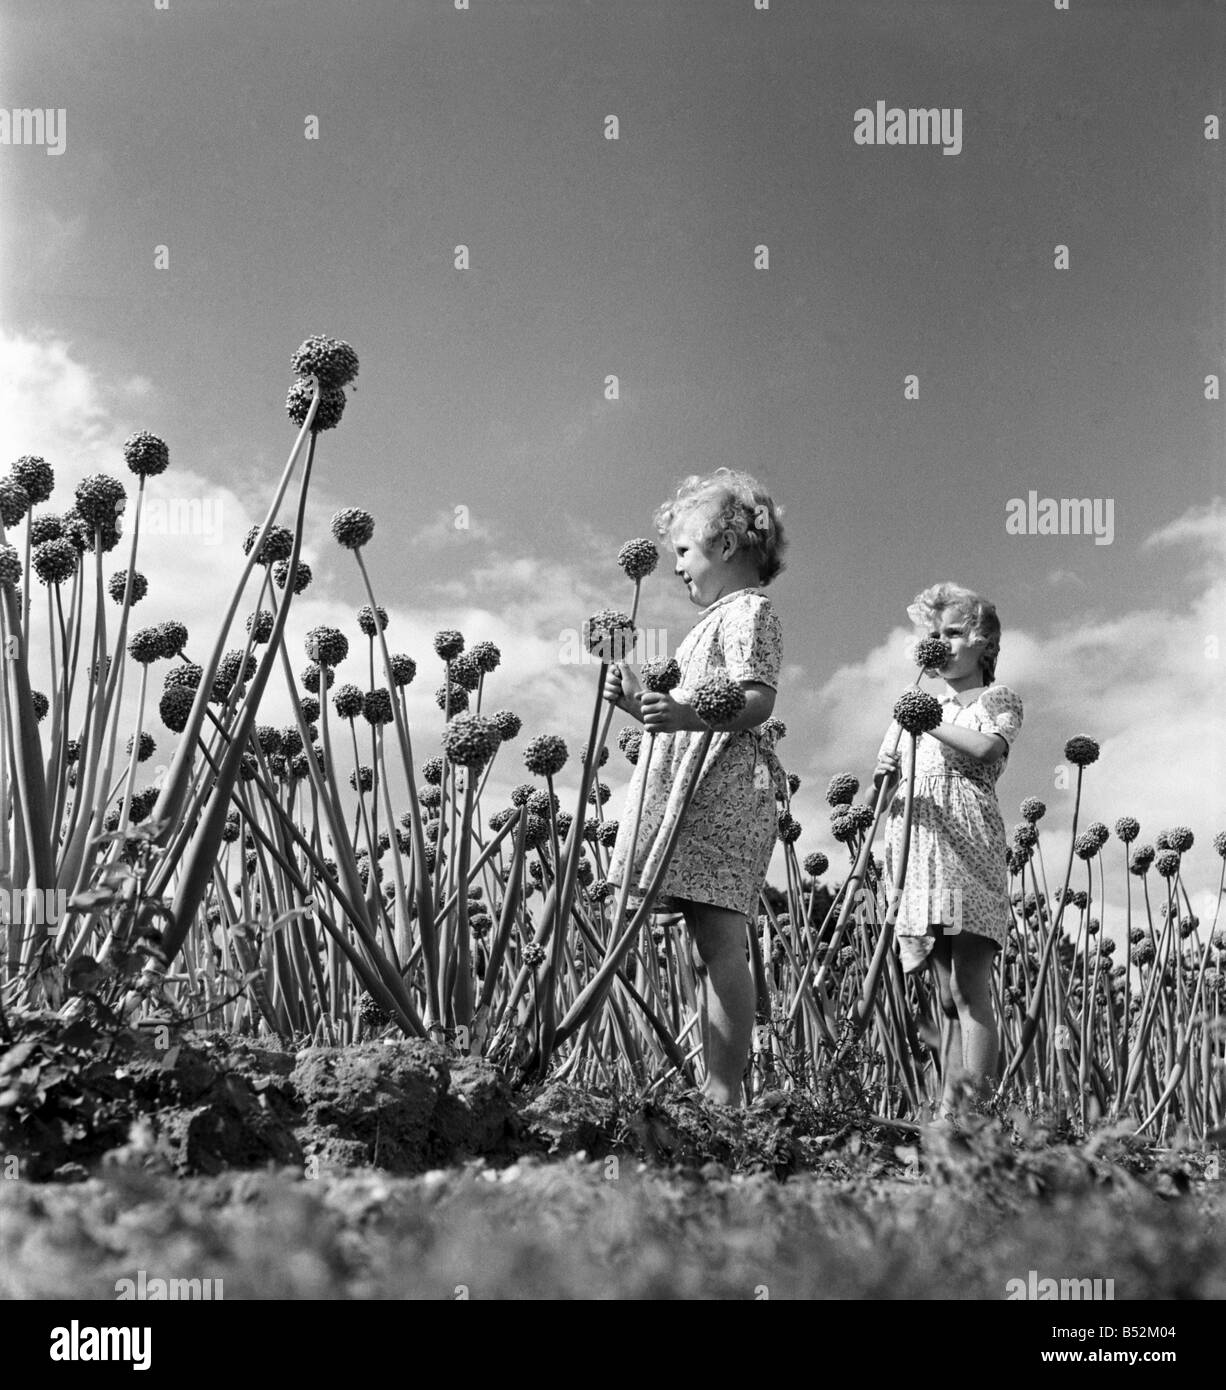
[5,1028,1206,1191]
[1,1030,859,1182]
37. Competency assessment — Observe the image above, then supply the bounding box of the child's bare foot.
[700,1081,744,1110]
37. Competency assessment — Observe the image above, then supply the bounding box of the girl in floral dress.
[604,469,787,1106]
[874,582,1023,1114]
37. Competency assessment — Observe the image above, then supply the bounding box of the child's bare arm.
[927,722,1008,764]
[640,680,775,734]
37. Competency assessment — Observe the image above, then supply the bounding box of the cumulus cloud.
[1142,497,1226,555]
[4,326,1220,927]
[408,508,494,549]
[0,325,267,655]
[0,327,635,821]
[784,501,1225,933]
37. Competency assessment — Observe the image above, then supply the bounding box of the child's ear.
[720,529,738,559]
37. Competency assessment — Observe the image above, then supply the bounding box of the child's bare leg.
[950,932,999,1100]
[682,900,754,1107]
[689,935,711,1062]
[928,934,963,1115]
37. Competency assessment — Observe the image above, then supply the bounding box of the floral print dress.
[607,589,786,920]
[877,684,1024,972]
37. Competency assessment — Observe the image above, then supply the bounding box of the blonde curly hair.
[654,468,787,584]
[907,582,1001,685]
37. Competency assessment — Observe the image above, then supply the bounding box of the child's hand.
[640,690,687,733]
[874,750,901,788]
[603,661,642,718]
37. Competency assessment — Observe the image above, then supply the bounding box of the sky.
[1,0,1223,926]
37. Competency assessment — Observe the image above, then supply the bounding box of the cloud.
[1046,569,1085,589]
[408,508,493,549]
[0,327,629,823]
[1142,497,1226,555]
[0,324,265,622]
[4,327,1220,934]
[783,502,1225,939]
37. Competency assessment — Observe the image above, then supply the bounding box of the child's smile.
[671,522,720,607]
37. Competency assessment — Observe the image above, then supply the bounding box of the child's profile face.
[670,513,728,607]
[926,607,988,682]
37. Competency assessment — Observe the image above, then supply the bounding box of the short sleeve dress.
[877,683,1024,971]
[606,589,787,920]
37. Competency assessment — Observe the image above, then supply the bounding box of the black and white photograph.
[0,0,1223,1337]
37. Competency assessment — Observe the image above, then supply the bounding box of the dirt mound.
[3,1021,864,1181]
[520,1081,620,1158]
[292,1041,447,1174]
[3,1030,528,1180]
[431,1055,520,1160]
[0,1031,306,1180]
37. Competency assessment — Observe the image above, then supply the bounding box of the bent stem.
[838,731,919,1060]
[605,730,657,948]
[997,764,1086,1099]
[551,726,716,1053]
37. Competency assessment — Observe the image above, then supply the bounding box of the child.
[604,469,787,1107]
[873,582,1023,1116]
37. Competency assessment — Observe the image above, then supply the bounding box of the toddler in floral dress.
[874,582,1023,1114]
[604,469,787,1106]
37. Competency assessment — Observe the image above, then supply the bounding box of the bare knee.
[950,939,996,1014]
[684,903,745,972]
[928,942,957,1020]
